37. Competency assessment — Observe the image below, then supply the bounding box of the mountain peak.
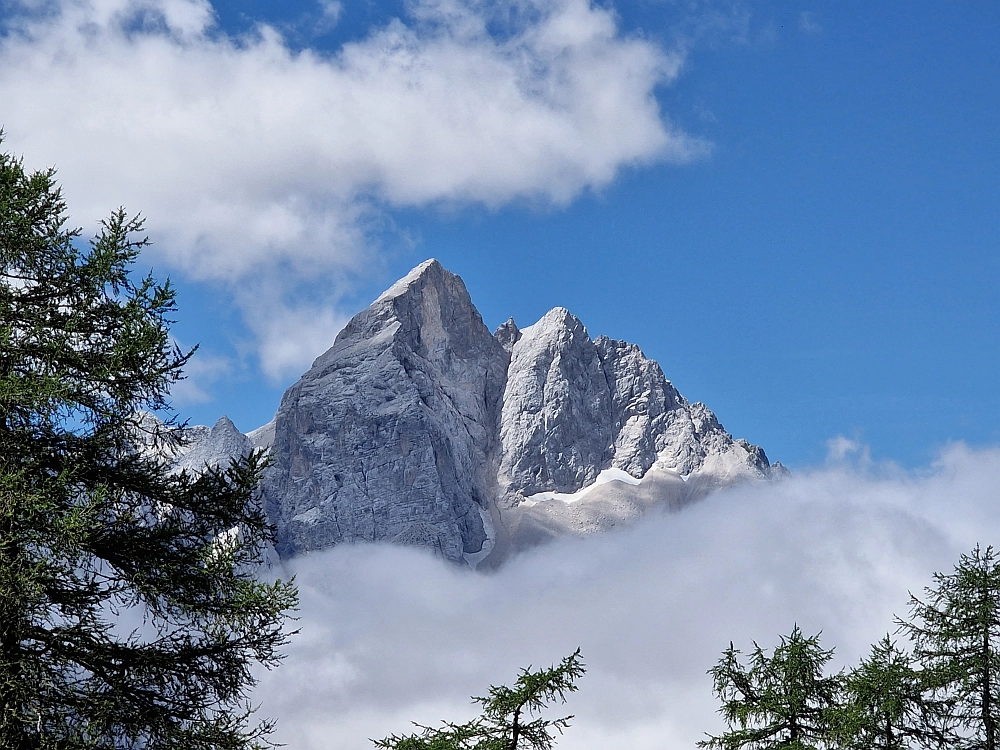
[494,317,521,353]
[519,306,589,346]
[264,259,508,563]
[251,260,779,565]
[373,258,446,304]
[316,259,493,374]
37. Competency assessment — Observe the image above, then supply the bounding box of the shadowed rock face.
[259,260,509,563]
[192,259,780,565]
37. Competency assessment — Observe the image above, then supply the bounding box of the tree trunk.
[0,522,29,750]
[985,624,994,750]
[510,705,521,750]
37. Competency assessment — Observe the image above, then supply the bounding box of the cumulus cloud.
[252,442,1000,749]
[0,0,702,379]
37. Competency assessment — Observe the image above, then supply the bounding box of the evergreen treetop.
[830,635,942,750]
[0,138,297,749]
[898,544,1000,750]
[374,649,585,750]
[699,626,841,750]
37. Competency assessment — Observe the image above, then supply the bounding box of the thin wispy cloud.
[318,1,342,28]
[169,342,233,405]
[825,434,872,464]
[253,442,1000,749]
[0,0,704,379]
[799,11,822,34]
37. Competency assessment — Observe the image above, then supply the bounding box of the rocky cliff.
[175,260,783,566]
[258,260,507,563]
[250,260,781,565]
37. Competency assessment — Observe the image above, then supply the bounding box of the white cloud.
[825,434,872,464]
[318,0,342,27]
[252,442,1000,749]
[0,0,702,379]
[236,287,350,379]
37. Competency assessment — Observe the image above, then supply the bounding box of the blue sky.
[1,0,997,469]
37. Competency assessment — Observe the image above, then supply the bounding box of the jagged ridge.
[178,260,784,567]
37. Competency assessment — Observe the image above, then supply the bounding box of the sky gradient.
[4,4,1000,749]
[1,1,997,469]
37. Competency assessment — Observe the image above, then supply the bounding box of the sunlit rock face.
[189,260,782,565]
[596,336,686,479]
[259,260,509,563]
[498,307,615,498]
[173,416,252,474]
[134,413,251,473]
[494,310,773,507]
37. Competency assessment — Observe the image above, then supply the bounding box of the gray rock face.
[499,308,614,498]
[491,311,775,513]
[135,413,284,574]
[133,413,251,473]
[259,260,509,563]
[595,338,771,482]
[595,335,685,479]
[247,419,275,451]
[221,259,783,565]
[494,318,521,354]
[172,416,252,474]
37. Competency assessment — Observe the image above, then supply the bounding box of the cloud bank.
[252,442,1000,749]
[0,0,701,378]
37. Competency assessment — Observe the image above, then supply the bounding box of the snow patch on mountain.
[522,467,644,506]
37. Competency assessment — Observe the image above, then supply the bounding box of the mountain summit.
[260,259,506,564]
[249,260,782,567]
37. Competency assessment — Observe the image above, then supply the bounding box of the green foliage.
[898,544,1000,750]
[698,626,841,750]
[702,546,1000,750]
[829,635,940,750]
[373,649,585,750]
[0,138,297,749]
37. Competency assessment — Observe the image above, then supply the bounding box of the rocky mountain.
[178,260,784,567]
[258,260,507,565]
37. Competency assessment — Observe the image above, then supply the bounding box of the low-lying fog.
[254,442,1000,749]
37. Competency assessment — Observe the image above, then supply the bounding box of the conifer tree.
[898,544,1000,750]
[699,626,841,750]
[373,650,585,750]
[830,635,942,750]
[0,140,297,748]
